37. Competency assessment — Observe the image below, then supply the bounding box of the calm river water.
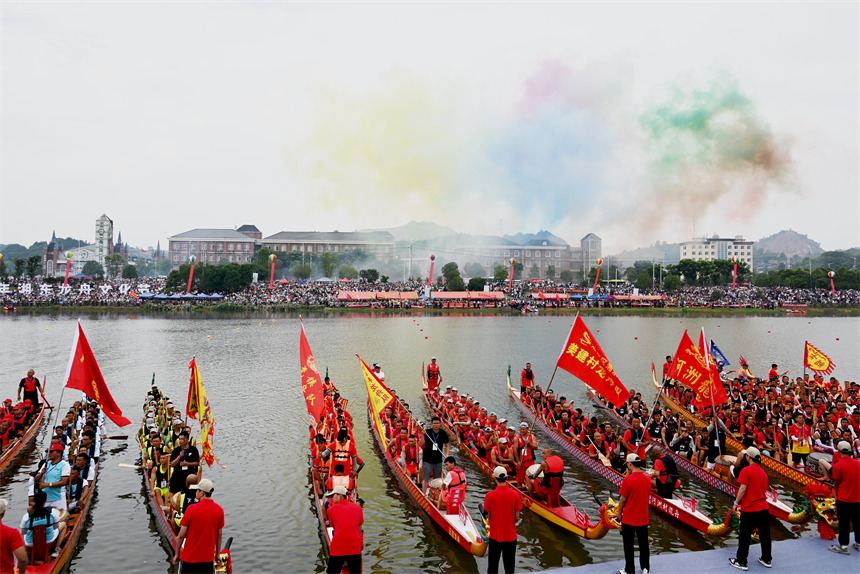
[0,313,857,573]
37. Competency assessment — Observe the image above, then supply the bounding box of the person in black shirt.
[419,417,449,494]
[169,431,200,497]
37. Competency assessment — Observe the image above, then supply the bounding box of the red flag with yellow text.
[300,319,325,423]
[556,314,631,408]
[63,321,131,427]
[668,330,727,408]
[804,341,835,376]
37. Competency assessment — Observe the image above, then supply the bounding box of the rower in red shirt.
[829,441,860,555]
[622,417,651,460]
[514,422,538,485]
[322,485,364,573]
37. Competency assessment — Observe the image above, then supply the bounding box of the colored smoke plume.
[632,71,793,234]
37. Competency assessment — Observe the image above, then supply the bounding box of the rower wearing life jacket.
[399,435,422,481]
[623,417,650,459]
[437,456,466,510]
[426,357,441,391]
[515,422,538,485]
[327,428,357,477]
[651,453,680,499]
[521,363,535,394]
[150,451,172,508]
[670,428,695,460]
[325,463,356,499]
[527,448,565,503]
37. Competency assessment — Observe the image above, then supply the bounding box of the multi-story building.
[444,233,599,279]
[679,235,754,266]
[581,233,602,275]
[261,231,396,261]
[94,214,114,266]
[167,228,258,269]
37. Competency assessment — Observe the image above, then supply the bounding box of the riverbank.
[4,304,858,317]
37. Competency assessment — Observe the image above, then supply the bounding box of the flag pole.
[526,317,577,436]
[703,328,722,457]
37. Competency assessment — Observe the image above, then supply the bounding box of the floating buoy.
[207,336,211,339]
[425,336,428,339]
[237,328,240,331]
[46,328,49,330]
[768,331,771,333]
[259,323,262,326]
[836,338,840,340]
[420,329,423,332]
[635,337,638,340]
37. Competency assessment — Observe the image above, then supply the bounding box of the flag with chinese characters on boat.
[358,354,395,448]
[804,341,835,376]
[187,358,222,467]
[63,320,131,427]
[556,313,631,408]
[299,318,325,423]
[667,329,727,409]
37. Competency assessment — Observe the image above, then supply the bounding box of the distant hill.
[503,230,570,245]
[360,221,457,243]
[755,230,824,258]
[608,241,682,266]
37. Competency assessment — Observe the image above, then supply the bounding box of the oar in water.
[118,463,142,469]
[106,436,128,440]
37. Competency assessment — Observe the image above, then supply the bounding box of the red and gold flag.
[187,358,221,467]
[300,319,325,423]
[63,321,131,427]
[556,314,631,408]
[667,330,727,408]
[804,341,835,376]
[358,354,395,448]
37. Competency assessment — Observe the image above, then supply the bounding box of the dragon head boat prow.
[789,484,837,538]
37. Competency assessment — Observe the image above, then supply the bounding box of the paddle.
[106,436,128,440]
[118,463,142,469]
[39,374,53,409]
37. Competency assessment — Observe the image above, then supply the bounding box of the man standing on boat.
[730,447,772,571]
[484,466,521,574]
[520,363,534,394]
[616,454,650,574]
[173,478,224,573]
[169,432,200,499]
[372,363,385,382]
[427,358,441,392]
[17,370,41,408]
[420,417,449,494]
[322,485,363,574]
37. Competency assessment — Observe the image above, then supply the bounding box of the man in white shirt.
[373,363,385,382]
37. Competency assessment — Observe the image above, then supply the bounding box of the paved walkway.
[543,537,858,574]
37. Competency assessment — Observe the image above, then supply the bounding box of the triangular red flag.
[299,319,326,423]
[63,321,131,427]
[556,314,631,408]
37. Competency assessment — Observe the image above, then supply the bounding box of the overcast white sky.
[1,2,857,254]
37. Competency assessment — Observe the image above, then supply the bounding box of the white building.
[680,235,754,266]
[94,214,114,266]
[581,233,602,274]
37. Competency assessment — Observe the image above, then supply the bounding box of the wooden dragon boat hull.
[584,384,807,525]
[137,416,233,572]
[366,403,488,556]
[650,371,831,488]
[27,463,98,574]
[422,387,613,539]
[0,402,46,474]
[507,375,732,536]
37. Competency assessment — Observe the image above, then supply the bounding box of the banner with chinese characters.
[804,341,835,376]
[667,330,727,408]
[299,318,325,423]
[186,357,222,467]
[555,313,631,408]
[358,354,395,449]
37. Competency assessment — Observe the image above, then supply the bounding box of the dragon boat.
[360,356,488,556]
[650,370,835,488]
[507,373,735,537]
[585,378,835,532]
[423,385,615,539]
[0,397,46,474]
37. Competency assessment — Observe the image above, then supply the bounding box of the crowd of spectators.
[1,276,857,310]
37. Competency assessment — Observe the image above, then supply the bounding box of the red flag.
[63,321,131,427]
[700,328,729,405]
[667,330,726,409]
[129,290,139,300]
[556,314,631,408]
[300,319,325,423]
